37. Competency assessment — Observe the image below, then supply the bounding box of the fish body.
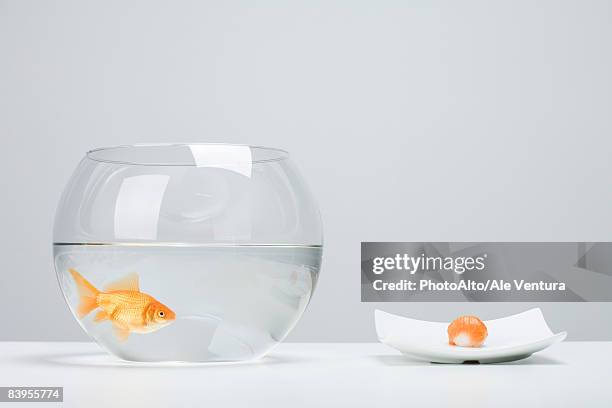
[447,315,488,348]
[69,268,176,341]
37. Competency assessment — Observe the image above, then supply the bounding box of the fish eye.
[158,311,165,317]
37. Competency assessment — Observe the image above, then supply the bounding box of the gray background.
[1,0,611,341]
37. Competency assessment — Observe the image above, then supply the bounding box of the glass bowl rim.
[86,143,290,166]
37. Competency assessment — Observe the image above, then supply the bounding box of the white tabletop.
[1,341,609,407]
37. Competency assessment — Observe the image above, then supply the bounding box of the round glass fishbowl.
[53,144,323,362]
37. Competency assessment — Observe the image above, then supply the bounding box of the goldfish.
[69,268,176,341]
[447,315,488,347]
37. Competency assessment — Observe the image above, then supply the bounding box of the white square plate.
[375,308,566,363]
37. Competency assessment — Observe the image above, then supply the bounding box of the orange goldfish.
[69,268,176,341]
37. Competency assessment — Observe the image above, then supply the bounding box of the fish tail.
[69,268,100,318]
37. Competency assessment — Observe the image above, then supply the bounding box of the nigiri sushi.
[447,316,488,347]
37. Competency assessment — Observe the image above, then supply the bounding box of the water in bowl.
[53,243,322,362]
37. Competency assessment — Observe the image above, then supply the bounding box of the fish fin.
[104,272,140,292]
[112,324,130,342]
[94,310,109,322]
[69,268,100,318]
